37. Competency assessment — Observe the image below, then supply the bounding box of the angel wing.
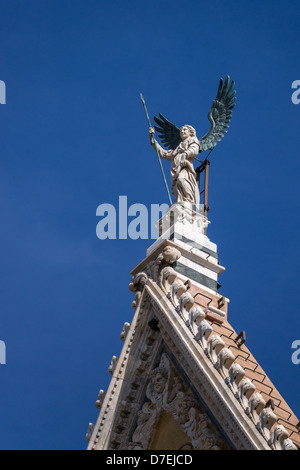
[153,75,236,153]
[199,75,236,151]
[153,113,181,150]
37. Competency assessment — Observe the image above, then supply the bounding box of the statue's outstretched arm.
[149,127,174,161]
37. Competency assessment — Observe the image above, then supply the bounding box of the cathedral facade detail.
[86,205,300,451]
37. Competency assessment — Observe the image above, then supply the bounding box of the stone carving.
[282,438,298,451]
[95,389,106,410]
[126,245,297,450]
[127,353,225,450]
[129,246,181,310]
[176,291,195,324]
[167,279,187,310]
[148,76,236,205]
[85,423,94,442]
[129,401,158,450]
[161,246,182,264]
[207,334,225,363]
[195,319,213,351]
[269,424,298,451]
[129,272,148,310]
[188,305,206,335]
[167,392,223,450]
[120,322,130,341]
[257,407,277,444]
[148,246,181,282]
[238,377,256,412]
[149,125,201,205]
[159,203,210,236]
[248,392,266,426]
[108,356,118,375]
[272,424,290,450]
[225,363,245,398]
[158,272,297,449]
[95,265,297,451]
[158,266,177,295]
[215,347,235,378]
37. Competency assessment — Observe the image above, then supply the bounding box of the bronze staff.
[140,93,172,206]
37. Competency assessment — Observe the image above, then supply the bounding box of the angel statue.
[148,76,236,207]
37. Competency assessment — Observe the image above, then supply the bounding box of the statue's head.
[180,125,197,140]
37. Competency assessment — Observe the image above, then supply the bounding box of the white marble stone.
[147,203,217,257]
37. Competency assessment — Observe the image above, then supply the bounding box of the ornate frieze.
[126,353,226,450]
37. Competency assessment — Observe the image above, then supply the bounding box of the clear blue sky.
[0,0,299,450]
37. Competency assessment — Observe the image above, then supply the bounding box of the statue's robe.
[157,136,200,205]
